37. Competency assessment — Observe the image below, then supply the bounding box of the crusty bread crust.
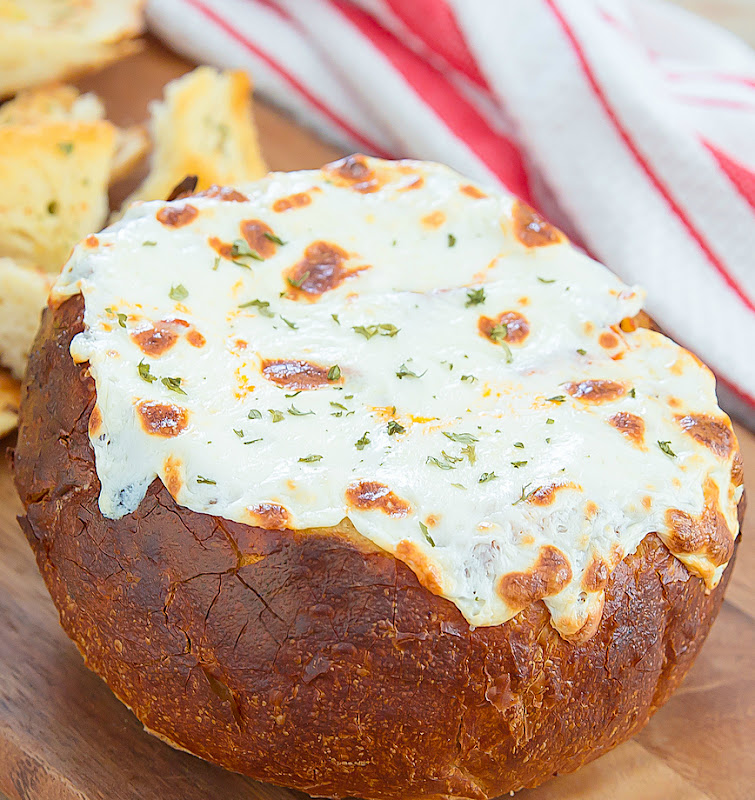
[14,295,741,800]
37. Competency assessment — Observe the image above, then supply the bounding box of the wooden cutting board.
[0,37,752,800]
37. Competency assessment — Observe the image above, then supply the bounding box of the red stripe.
[331,1,531,201]
[703,141,755,210]
[185,0,391,158]
[546,0,755,314]
[383,0,490,90]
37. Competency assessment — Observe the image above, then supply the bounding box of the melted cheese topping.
[54,156,742,638]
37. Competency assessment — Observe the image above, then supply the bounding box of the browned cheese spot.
[676,413,734,458]
[527,481,580,506]
[84,234,99,248]
[477,310,530,345]
[208,236,234,260]
[186,329,206,348]
[399,175,424,191]
[582,556,608,591]
[731,451,744,488]
[156,204,198,228]
[395,540,444,595]
[497,545,572,610]
[195,185,249,202]
[421,210,446,229]
[163,455,182,497]
[261,358,338,390]
[511,201,562,247]
[240,219,278,259]
[88,405,103,437]
[668,397,682,409]
[286,241,366,300]
[665,478,734,567]
[565,379,626,404]
[131,320,183,357]
[246,503,290,531]
[323,154,380,193]
[599,331,619,349]
[345,481,411,517]
[136,401,189,438]
[608,412,645,447]
[460,184,487,199]
[273,192,312,213]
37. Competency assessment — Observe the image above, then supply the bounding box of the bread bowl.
[14,155,744,800]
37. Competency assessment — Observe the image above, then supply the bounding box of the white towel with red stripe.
[147,0,755,427]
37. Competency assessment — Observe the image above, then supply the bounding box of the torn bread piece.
[0,258,53,380]
[0,120,115,271]
[0,368,21,439]
[0,83,149,183]
[118,67,266,211]
[0,0,145,97]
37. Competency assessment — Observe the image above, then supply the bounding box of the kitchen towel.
[147,0,755,427]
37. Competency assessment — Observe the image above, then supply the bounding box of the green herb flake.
[212,256,221,271]
[513,442,524,448]
[162,376,186,395]
[451,483,467,490]
[233,428,244,437]
[287,270,310,288]
[57,141,74,155]
[169,284,189,301]
[116,313,128,328]
[629,387,636,398]
[396,363,426,379]
[230,239,263,261]
[331,313,340,325]
[355,432,371,450]
[658,440,676,458]
[47,200,58,215]
[248,409,263,419]
[478,472,498,484]
[461,444,476,465]
[419,521,436,547]
[288,404,314,417]
[461,374,477,383]
[545,437,551,443]
[269,409,285,423]
[512,482,540,505]
[352,323,400,339]
[138,360,156,383]
[511,460,528,468]
[299,454,323,463]
[196,476,216,484]
[447,233,456,247]
[243,438,263,445]
[546,395,566,403]
[263,232,286,246]
[442,431,478,444]
[537,277,556,284]
[239,298,274,317]
[577,348,587,355]
[465,287,486,307]
[142,240,157,247]
[387,420,406,436]
[327,365,341,381]
[280,316,298,329]
[426,455,456,470]
[285,390,302,399]
[488,324,513,363]
[546,418,555,424]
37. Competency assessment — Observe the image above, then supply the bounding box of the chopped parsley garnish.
[285,391,302,398]
[264,232,286,246]
[330,401,348,411]
[57,141,74,155]
[233,428,244,437]
[387,420,406,435]
[461,444,476,465]
[142,241,157,247]
[138,360,156,383]
[658,440,676,458]
[478,472,498,483]
[239,298,274,317]
[419,521,435,547]
[488,324,513,363]
[169,284,189,301]
[443,431,478,444]
[331,313,340,325]
[212,256,221,271]
[196,476,216,484]
[116,313,127,328]
[287,270,310,288]
[448,233,456,247]
[451,483,467,490]
[546,395,566,403]
[352,323,400,339]
[427,454,459,470]
[162,376,186,395]
[465,288,486,307]
[546,418,554,424]
[299,454,322,462]
[248,409,262,419]
[545,437,551,443]
[511,460,528,468]
[577,348,587,355]
[513,442,524,448]
[47,200,58,215]
[327,365,341,381]
[280,316,297,329]
[396,363,426,379]
[269,409,284,423]
[538,277,556,284]
[512,482,537,504]
[461,374,477,383]
[288,405,314,416]
[629,387,636,398]
[230,239,263,261]
[243,438,263,445]
[355,432,371,450]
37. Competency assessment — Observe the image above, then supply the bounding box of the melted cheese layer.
[54,157,742,637]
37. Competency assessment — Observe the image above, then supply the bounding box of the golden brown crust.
[13,296,741,800]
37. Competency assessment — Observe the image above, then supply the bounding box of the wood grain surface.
[0,37,752,800]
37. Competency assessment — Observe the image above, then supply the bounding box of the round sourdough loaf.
[14,157,744,800]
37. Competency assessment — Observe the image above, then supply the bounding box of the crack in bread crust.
[13,295,741,800]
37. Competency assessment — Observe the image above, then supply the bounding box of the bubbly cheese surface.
[54,156,742,638]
